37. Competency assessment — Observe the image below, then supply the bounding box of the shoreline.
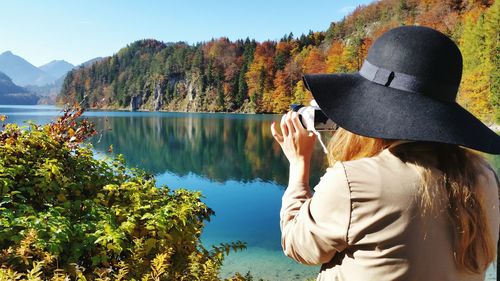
[4,104,500,130]
[27,103,283,115]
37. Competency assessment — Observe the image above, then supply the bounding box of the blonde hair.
[327,127,497,273]
[326,127,394,165]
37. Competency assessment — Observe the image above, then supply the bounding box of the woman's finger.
[291,112,307,134]
[280,114,289,137]
[285,111,296,136]
[271,122,284,143]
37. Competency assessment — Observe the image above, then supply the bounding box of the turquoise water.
[0,105,497,281]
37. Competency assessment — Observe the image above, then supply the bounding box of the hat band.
[359,60,426,94]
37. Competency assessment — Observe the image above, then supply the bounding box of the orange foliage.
[326,41,345,72]
[360,37,373,62]
[272,69,292,113]
[204,38,241,81]
[304,47,326,74]
[416,2,458,34]
[245,41,276,110]
[84,78,91,91]
[276,41,295,55]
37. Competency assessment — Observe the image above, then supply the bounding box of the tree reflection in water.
[89,113,330,187]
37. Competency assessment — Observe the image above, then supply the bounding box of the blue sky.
[0,0,373,66]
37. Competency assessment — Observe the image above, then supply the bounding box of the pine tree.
[236,63,248,107]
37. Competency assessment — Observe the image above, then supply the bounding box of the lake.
[0,105,497,281]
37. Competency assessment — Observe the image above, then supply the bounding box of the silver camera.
[290,100,337,132]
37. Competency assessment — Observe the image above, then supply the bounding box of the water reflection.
[89,114,329,186]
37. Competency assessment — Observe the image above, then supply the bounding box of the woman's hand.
[271,111,317,167]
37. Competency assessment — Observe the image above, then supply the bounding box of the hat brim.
[302,73,500,154]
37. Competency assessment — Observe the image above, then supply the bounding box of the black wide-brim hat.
[303,25,500,154]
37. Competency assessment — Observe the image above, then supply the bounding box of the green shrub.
[0,109,246,280]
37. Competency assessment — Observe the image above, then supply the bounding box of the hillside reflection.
[89,114,329,186]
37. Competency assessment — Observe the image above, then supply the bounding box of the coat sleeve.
[280,161,351,265]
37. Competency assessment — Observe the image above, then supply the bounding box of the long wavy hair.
[327,127,497,273]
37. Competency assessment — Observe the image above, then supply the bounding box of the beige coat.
[280,144,499,281]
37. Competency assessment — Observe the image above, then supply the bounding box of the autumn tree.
[292,79,312,105]
[483,0,499,122]
[272,69,291,112]
[57,0,497,116]
[303,46,327,74]
[326,41,346,72]
[458,2,498,123]
[343,34,366,71]
[246,41,276,112]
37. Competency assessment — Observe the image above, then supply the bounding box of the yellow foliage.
[459,68,494,123]
[292,80,312,105]
[326,41,345,73]
[458,4,498,123]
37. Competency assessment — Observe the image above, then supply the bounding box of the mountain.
[0,71,26,94]
[79,57,103,68]
[0,51,56,86]
[58,0,498,121]
[39,60,74,79]
[25,74,67,104]
[0,52,100,105]
[25,57,103,105]
[0,71,38,105]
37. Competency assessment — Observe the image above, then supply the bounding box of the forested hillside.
[0,71,39,105]
[0,71,26,94]
[58,0,499,122]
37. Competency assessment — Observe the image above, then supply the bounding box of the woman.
[271,26,499,281]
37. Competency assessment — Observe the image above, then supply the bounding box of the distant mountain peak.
[40,59,72,66]
[39,60,74,79]
[0,51,56,86]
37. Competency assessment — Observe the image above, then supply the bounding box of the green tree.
[0,109,247,280]
[237,63,249,107]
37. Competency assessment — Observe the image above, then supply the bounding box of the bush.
[0,109,246,280]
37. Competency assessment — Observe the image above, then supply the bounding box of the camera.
[290,100,337,132]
